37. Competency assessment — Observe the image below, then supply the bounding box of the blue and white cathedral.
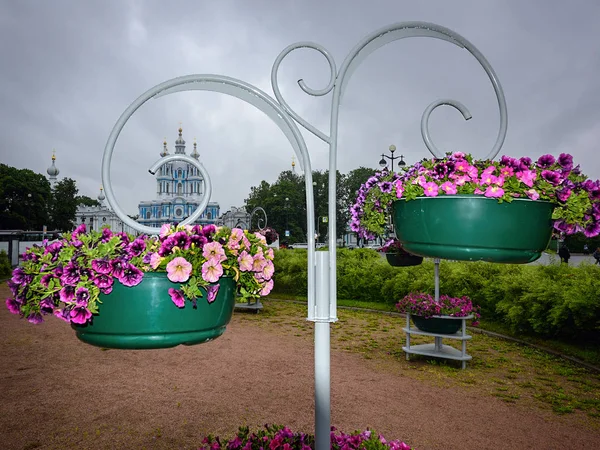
[137,127,220,227]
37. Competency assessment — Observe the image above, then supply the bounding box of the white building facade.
[137,128,220,228]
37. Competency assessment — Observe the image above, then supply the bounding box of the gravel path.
[1,286,599,449]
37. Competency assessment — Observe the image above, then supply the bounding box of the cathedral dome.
[47,151,60,176]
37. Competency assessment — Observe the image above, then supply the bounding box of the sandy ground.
[1,287,599,449]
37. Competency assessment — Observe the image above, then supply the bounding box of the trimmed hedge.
[271,249,600,341]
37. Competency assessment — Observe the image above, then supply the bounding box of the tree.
[76,195,100,207]
[244,167,375,244]
[51,178,79,232]
[0,164,52,230]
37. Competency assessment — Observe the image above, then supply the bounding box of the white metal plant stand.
[403,313,474,370]
[100,22,507,450]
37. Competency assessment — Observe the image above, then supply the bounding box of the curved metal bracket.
[249,206,268,231]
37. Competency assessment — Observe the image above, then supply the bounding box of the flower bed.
[201,424,413,450]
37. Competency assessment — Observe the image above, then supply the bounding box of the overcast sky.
[2,0,599,217]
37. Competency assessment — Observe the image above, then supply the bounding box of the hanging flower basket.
[6,223,275,350]
[393,195,555,263]
[385,252,424,267]
[72,273,235,349]
[378,238,423,266]
[350,152,600,264]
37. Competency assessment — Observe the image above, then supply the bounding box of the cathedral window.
[146,211,151,219]
[178,184,182,195]
[178,169,182,178]
[166,184,169,194]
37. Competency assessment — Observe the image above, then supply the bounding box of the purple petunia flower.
[557,153,573,170]
[378,181,393,193]
[117,264,143,287]
[202,224,216,236]
[75,287,90,307]
[537,154,555,168]
[72,223,86,237]
[190,233,208,248]
[111,259,127,279]
[92,258,112,275]
[206,284,220,304]
[101,227,113,242]
[127,237,147,257]
[27,313,43,324]
[519,156,532,169]
[11,267,26,285]
[59,285,76,303]
[53,307,72,323]
[584,221,600,238]
[60,262,80,286]
[7,280,19,296]
[541,170,561,185]
[557,188,571,202]
[40,273,55,288]
[168,288,185,308]
[40,296,55,313]
[158,238,175,257]
[6,298,21,314]
[170,231,191,250]
[100,285,113,295]
[69,306,92,325]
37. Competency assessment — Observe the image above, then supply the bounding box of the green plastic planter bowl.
[412,315,462,334]
[72,273,236,349]
[393,195,555,263]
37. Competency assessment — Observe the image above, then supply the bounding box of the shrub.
[271,248,600,341]
[0,250,11,278]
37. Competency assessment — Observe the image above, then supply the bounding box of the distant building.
[46,126,220,234]
[46,153,137,234]
[137,127,220,228]
[75,187,138,234]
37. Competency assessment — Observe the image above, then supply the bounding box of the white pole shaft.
[315,322,331,450]
[314,251,331,450]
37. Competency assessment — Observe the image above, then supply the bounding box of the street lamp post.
[378,144,406,173]
[284,197,290,239]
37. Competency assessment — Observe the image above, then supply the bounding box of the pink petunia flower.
[440,181,457,195]
[395,180,404,199]
[516,169,537,187]
[485,185,504,198]
[166,257,192,283]
[423,182,439,197]
[149,252,162,270]
[202,259,223,283]
[261,260,275,281]
[525,189,540,200]
[202,241,226,262]
[159,223,172,238]
[259,278,274,296]
[238,251,254,272]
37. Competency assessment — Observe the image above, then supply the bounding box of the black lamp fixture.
[379,144,406,172]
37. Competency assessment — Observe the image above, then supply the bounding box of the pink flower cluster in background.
[395,292,481,325]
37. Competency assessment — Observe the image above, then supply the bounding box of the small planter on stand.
[403,313,473,370]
